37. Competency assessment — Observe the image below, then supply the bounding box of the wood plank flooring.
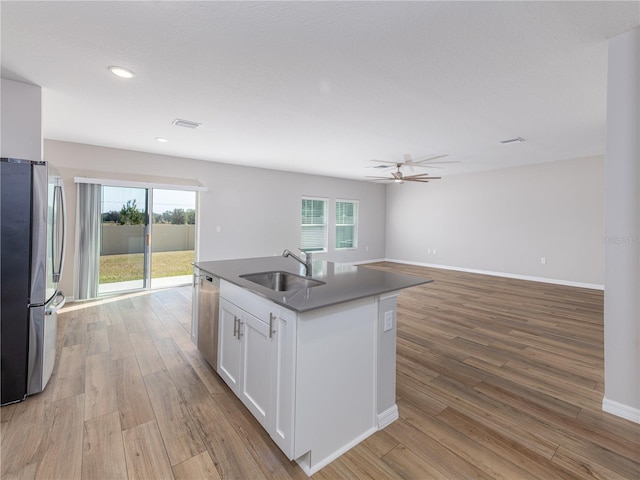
[1,263,638,479]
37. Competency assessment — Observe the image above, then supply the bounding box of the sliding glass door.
[99,186,149,294]
[96,185,196,295]
[150,189,196,288]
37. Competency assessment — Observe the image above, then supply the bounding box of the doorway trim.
[74,176,208,192]
[73,176,207,299]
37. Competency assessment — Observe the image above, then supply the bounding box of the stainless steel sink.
[240,271,325,292]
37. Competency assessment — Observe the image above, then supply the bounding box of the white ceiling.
[2,1,638,180]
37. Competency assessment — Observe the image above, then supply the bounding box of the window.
[301,197,327,252]
[336,200,358,249]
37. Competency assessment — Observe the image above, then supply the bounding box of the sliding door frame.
[74,176,206,298]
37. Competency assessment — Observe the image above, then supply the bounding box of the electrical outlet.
[433,249,437,255]
[541,257,547,264]
[384,311,393,332]
[216,225,221,233]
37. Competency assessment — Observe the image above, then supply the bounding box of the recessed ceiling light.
[155,137,168,143]
[108,66,135,79]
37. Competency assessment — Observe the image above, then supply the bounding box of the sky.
[101,186,196,215]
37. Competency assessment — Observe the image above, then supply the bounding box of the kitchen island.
[193,256,431,476]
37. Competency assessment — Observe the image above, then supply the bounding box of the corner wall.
[43,140,387,297]
[385,155,605,287]
[603,27,640,424]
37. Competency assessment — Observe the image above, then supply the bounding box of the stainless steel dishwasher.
[196,273,220,370]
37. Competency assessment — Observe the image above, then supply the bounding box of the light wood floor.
[1,262,638,479]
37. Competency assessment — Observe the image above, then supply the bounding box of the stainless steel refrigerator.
[1,157,66,405]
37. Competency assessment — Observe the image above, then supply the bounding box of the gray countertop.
[194,256,433,313]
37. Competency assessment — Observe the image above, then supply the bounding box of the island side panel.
[294,297,378,473]
[377,293,400,427]
[271,305,297,459]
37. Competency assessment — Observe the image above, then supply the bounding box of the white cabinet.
[217,279,398,476]
[268,306,296,458]
[218,284,296,451]
[238,307,272,428]
[217,298,243,393]
[218,298,272,428]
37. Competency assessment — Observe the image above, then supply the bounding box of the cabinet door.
[218,298,242,392]
[239,311,272,429]
[270,308,297,459]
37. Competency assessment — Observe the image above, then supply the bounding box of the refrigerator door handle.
[52,181,66,283]
[45,292,66,315]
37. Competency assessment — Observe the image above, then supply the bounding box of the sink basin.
[240,271,325,292]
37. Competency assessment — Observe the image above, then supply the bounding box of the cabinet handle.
[233,316,239,338]
[269,313,276,338]
[238,320,244,339]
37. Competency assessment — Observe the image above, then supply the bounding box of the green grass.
[99,250,194,283]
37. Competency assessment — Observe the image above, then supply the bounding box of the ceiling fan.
[366,154,457,183]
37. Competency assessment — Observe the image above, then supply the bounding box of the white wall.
[43,140,387,296]
[603,27,639,423]
[385,155,604,287]
[1,79,42,160]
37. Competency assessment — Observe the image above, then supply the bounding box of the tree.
[166,208,186,225]
[102,210,120,223]
[119,200,145,225]
[186,209,196,225]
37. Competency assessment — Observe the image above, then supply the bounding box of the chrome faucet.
[282,248,313,276]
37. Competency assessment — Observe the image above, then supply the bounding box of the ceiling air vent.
[172,118,201,129]
[500,137,525,144]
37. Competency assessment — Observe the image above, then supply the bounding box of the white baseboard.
[603,397,640,424]
[384,258,604,291]
[296,426,377,476]
[350,258,387,266]
[377,404,399,429]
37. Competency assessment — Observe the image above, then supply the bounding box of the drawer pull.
[269,313,276,338]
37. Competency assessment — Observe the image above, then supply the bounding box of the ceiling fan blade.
[365,175,394,180]
[402,154,418,172]
[405,178,431,183]
[403,171,437,176]
[423,160,460,165]
[370,159,398,165]
[366,165,394,171]
[412,154,450,164]
[407,164,444,169]
[404,174,442,180]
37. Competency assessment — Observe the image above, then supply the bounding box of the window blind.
[301,198,327,251]
[336,200,358,249]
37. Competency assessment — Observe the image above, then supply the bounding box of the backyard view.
[99,250,195,283]
[100,187,196,293]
